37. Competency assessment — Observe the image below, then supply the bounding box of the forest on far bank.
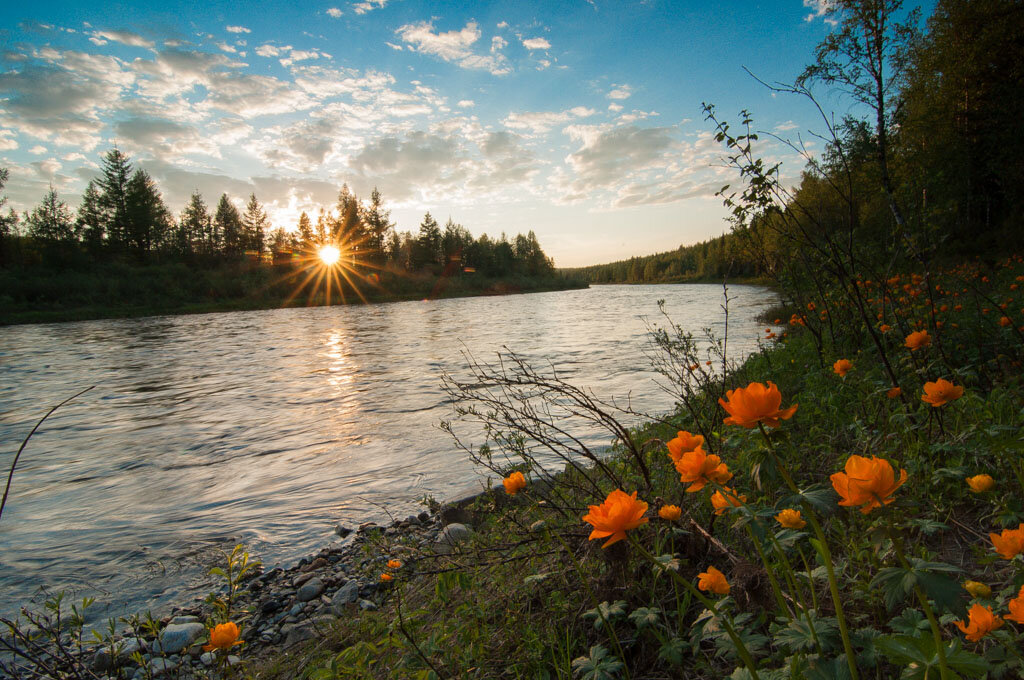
[566,0,1022,285]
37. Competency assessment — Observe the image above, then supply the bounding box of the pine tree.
[241,193,269,256]
[297,211,314,251]
[125,169,171,256]
[26,187,75,242]
[77,180,107,253]
[412,212,442,269]
[314,208,328,245]
[0,168,19,264]
[96,148,133,250]
[214,194,244,256]
[178,192,211,256]
[362,187,394,263]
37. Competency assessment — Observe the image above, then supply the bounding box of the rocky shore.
[24,489,487,680]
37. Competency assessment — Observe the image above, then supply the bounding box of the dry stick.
[1,386,95,523]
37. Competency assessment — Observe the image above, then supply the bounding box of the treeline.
[567,0,1022,285]
[562,232,761,284]
[0,150,557,278]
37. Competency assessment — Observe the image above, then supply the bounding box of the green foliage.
[571,645,623,680]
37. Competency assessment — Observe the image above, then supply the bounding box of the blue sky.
[0,1,906,266]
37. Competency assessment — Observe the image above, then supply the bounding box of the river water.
[0,283,777,619]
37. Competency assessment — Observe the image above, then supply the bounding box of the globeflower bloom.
[203,622,242,652]
[955,603,1003,642]
[1006,585,1024,624]
[666,430,705,462]
[658,504,682,521]
[718,381,798,428]
[886,386,902,399]
[833,359,853,377]
[673,448,733,492]
[387,559,402,569]
[989,524,1024,560]
[905,330,931,351]
[966,474,994,493]
[963,581,991,599]
[710,487,746,515]
[830,455,907,514]
[381,572,393,582]
[697,566,730,595]
[921,378,964,407]
[582,489,649,548]
[775,508,806,529]
[502,471,527,495]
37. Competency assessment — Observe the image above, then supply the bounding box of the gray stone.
[334,524,352,538]
[331,580,360,607]
[280,616,334,647]
[148,657,178,677]
[169,615,200,625]
[297,576,325,602]
[433,522,472,553]
[529,520,547,533]
[261,599,282,615]
[92,638,143,672]
[157,622,206,654]
[358,599,378,611]
[200,652,215,667]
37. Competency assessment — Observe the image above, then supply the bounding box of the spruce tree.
[96,149,133,250]
[241,193,269,256]
[178,192,211,257]
[214,194,244,256]
[77,180,107,253]
[362,187,394,263]
[125,169,171,256]
[297,211,314,251]
[26,187,75,242]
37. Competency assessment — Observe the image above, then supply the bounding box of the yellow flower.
[921,378,964,407]
[954,603,1003,642]
[718,381,798,428]
[203,622,243,652]
[966,474,994,493]
[502,471,527,495]
[582,489,649,548]
[833,359,853,377]
[775,508,806,529]
[673,448,733,492]
[830,455,907,514]
[963,581,991,599]
[666,430,705,462]
[658,504,682,521]
[697,566,730,595]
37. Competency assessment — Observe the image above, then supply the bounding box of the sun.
[318,245,341,266]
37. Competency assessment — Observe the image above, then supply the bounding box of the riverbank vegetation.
[0,164,580,324]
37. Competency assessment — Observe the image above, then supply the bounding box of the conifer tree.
[125,169,171,256]
[297,211,314,251]
[26,187,75,242]
[77,180,107,253]
[215,194,244,256]
[241,193,269,256]
[96,148,133,250]
[178,191,211,256]
[362,187,394,262]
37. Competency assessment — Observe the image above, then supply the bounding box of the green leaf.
[581,601,628,631]
[571,645,624,680]
[658,637,687,666]
[628,607,662,631]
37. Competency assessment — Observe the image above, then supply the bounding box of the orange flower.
[203,622,243,652]
[658,504,682,521]
[1006,585,1024,624]
[999,316,1012,327]
[966,474,994,493]
[904,330,931,351]
[833,359,853,377]
[830,455,907,514]
[502,471,527,495]
[954,603,1003,642]
[775,508,806,529]
[710,487,746,515]
[879,324,891,333]
[718,381,798,428]
[886,386,902,399]
[697,565,730,595]
[387,559,402,569]
[381,572,393,581]
[582,489,649,548]
[674,448,733,492]
[989,524,1024,559]
[666,430,705,462]
[921,378,964,407]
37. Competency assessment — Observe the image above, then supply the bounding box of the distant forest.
[0,150,555,279]
[0,152,574,321]
[568,0,1023,285]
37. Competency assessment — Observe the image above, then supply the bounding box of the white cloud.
[607,84,632,100]
[216,41,238,54]
[255,43,284,57]
[385,42,404,51]
[774,120,799,131]
[112,115,220,160]
[491,36,508,52]
[89,30,154,49]
[326,7,343,18]
[608,102,623,112]
[395,20,510,75]
[503,107,595,135]
[457,99,474,108]
[522,37,550,50]
[803,0,838,24]
[29,145,47,154]
[352,0,388,14]
[226,25,251,33]
[0,131,18,151]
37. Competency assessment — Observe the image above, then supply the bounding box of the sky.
[0,0,888,267]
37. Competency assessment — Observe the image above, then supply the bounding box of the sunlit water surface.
[0,284,778,619]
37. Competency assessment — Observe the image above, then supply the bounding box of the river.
[0,283,778,620]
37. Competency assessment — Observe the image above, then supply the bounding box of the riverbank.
[0,261,587,325]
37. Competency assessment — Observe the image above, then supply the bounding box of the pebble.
[156,622,205,655]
